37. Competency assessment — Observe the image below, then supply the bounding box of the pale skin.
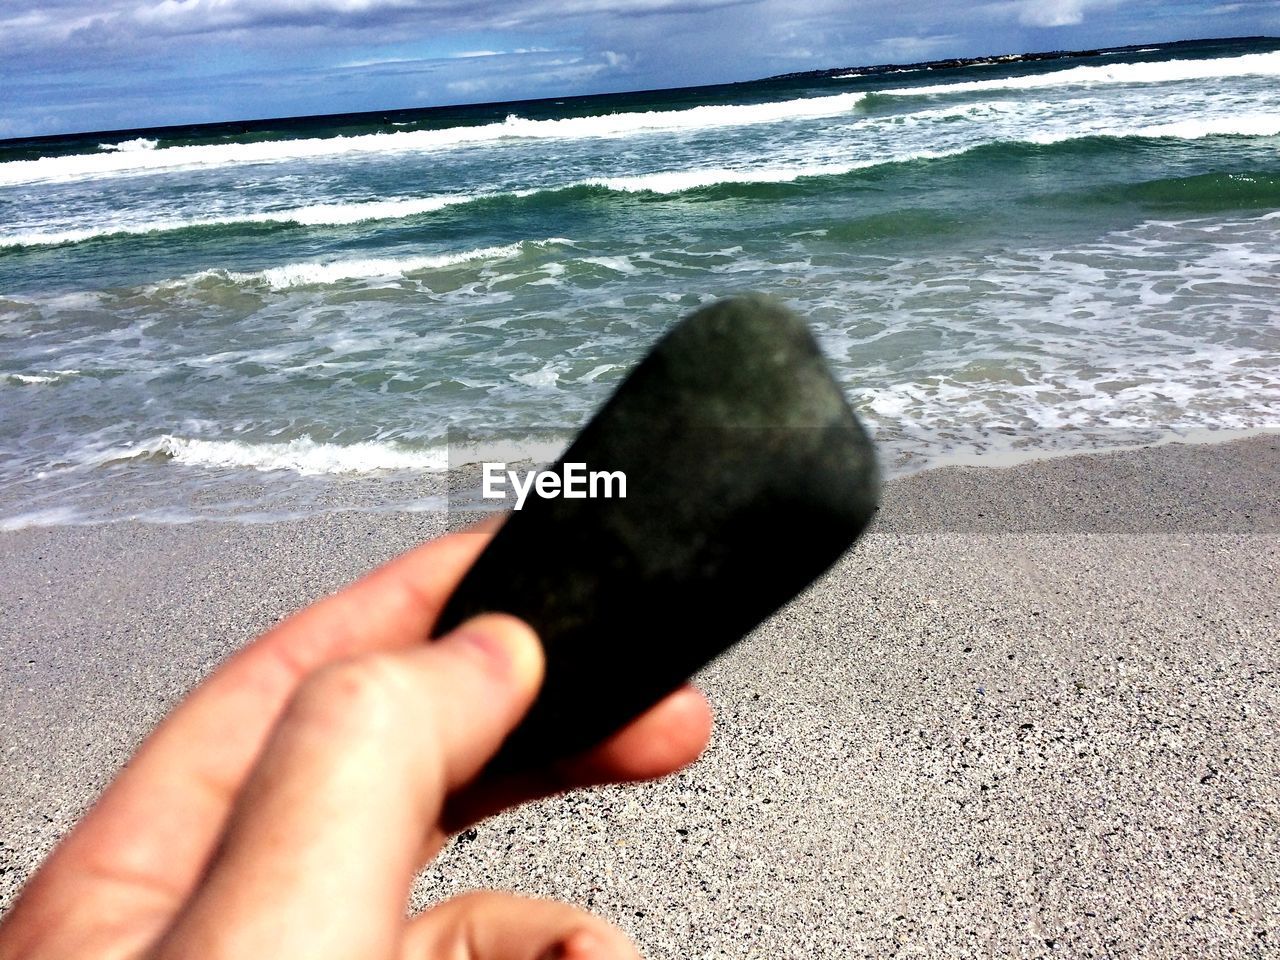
[0,519,713,960]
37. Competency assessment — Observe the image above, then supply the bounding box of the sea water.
[1,37,1277,526]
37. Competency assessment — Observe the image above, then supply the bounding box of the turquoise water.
[2,37,1278,526]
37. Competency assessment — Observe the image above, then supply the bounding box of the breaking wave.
[0,92,867,187]
[0,192,489,248]
[6,117,1279,250]
[93,435,448,475]
[870,49,1280,96]
[98,138,158,152]
[203,238,568,288]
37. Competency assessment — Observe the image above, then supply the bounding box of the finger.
[152,614,542,960]
[444,684,713,832]
[1,519,502,955]
[558,684,713,784]
[402,891,639,960]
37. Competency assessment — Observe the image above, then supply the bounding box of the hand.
[0,519,713,960]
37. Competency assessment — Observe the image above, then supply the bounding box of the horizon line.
[1,33,1273,149]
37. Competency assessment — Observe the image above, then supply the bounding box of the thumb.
[422,612,547,788]
[402,891,641,960]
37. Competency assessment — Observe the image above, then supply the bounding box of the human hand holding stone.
[0,520,712,960]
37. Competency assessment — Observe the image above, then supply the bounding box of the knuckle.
[288,655,409,740]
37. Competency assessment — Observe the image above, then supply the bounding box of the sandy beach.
[1,434,1277,957]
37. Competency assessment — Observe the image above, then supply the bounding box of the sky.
[1,0,1277,139]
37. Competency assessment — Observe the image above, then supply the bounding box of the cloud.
[871,34,961,62]
[979,0,1123,28]
[339,55,434,68]
[437,46,634,102]
[1019,0,1087,26]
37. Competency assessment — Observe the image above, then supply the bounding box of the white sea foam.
[579,255,641,273]
[98,138,158,152]
[511,365,562,388]
[1012,112,1280,146]
[0,506,85,531]
[865,49,1280,96]
[99,435,448,474]
[587,164,842,193]
[588,153,954,194]
[5,369,81,385]
[9,373,61,384]
[870,50,1280,95]
[580,364,619,382]
[0,92,867,188]
[1130,114,1280,140]
[207,239,562,289]
[0,192,489,248]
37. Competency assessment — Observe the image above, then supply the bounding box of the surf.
[91,434,449,475]
[868,49,1280,96]
[6,120,1279,251]
[0,91,868,188]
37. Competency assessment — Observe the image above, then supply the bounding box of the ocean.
[1,36,1278,528]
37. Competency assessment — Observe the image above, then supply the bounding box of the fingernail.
[450,623,513,670]
[445,613,543,689]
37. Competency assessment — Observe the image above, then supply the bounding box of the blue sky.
[2,0,1276,139]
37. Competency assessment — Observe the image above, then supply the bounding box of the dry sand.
[2,435,1277,957]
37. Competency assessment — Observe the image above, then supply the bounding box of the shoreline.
[2,433,1277,954]
[3,426,1277,533]
[905,425,1279,474]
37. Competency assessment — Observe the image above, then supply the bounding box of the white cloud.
[872,34,960,62]
[980,0,1120,28]
[340,47,559,69]
[1020,0,1086,26]
[439,47,629,102]
[339,54,428,67]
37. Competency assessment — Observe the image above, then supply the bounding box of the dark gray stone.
[434,294,879,773]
